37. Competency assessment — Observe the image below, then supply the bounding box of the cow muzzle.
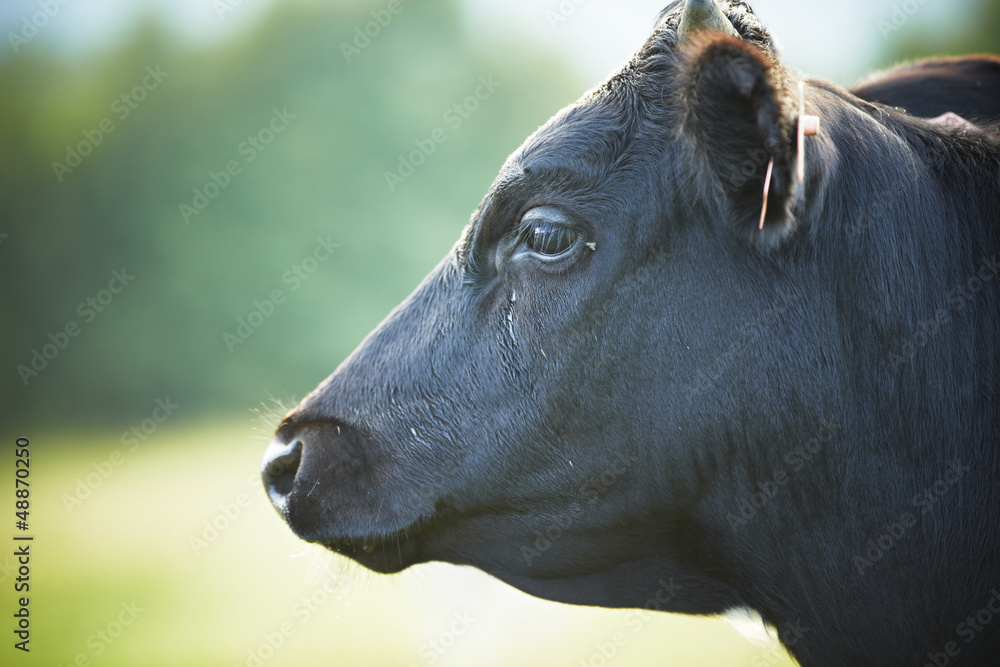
[260,419,430,573]
[261,437,303,516]
[259,420,362,534]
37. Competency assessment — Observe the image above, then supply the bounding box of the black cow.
[853,55,1000,125]
[262,1,1000,665]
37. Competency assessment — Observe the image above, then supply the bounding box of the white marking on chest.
[724,606,781,648]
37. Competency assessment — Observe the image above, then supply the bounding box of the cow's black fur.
[263,3,1000,666]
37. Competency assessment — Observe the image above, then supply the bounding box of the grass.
[0,422,798,667]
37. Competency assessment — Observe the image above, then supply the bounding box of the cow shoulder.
[852,55,1000,124]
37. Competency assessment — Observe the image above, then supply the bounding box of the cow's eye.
[527,223,578,256]
[519,207,579,258]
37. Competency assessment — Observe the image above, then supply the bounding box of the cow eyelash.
[525,222,579,256]
[514,207,581,259]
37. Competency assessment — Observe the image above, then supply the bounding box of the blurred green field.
[0,424,798,667]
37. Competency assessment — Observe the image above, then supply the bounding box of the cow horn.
[678,0,739,41]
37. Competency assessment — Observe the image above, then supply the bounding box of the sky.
[0,0,976,86]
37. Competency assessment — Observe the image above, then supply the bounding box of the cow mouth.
[319,530,422,574]
[310,508,463,575]
[314,503,515,576]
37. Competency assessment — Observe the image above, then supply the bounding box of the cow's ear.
[679,34,799,248]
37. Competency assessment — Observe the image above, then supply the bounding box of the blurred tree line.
[1,0,997,428]
[877,0,1000,66]
[0,1,583,426]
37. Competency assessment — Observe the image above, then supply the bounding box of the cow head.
[265,0,810,606]
[262,0,997,661]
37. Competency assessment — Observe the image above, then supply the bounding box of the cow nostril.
[261,439,303,511]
